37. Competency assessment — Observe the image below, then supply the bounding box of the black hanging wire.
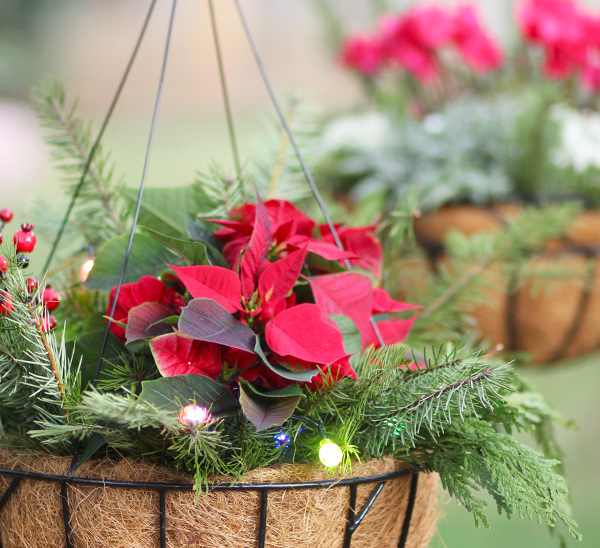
[91,0,178,387]
[232,0,386,349]
[42,0,158,274]
[208,0,242,181]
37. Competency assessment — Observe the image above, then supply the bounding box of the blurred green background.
[1,1,598,546]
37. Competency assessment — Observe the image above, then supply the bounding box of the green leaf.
[76,433,107,470]
[239,382,300,431]
[139,374,238,417]
[149,315,180,327]
[254,338,320,382]
[67,329,127,388]
[85,233,178,291]
[121,186,198,238]
[330,314,362,357]
[185,219,234,269]
[305,252,346,273]
[242,382,304,399]
[139,226,209,265]
[186,218,220,248]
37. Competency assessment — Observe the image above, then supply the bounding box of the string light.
[274,432,289,446]
[319,438,343,468]
[79,258,95,283]
[179,404,209,426]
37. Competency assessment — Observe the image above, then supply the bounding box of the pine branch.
[421,258,490,320]
[428,418,580,539]
[192,164,249,219]
[32,78,125,246]
[251,97,319,203]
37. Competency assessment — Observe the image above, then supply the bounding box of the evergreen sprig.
[192,163,249,219]
[32,78,125,248]
[251,97,320,203]
[0,245,75,448]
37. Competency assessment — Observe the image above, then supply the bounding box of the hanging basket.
[414,204,600,364]
[0,450,438,548]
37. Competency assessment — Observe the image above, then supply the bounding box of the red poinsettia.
[104,198,420,430]
[106,275,186,341]
[319,224,383,280]
[210,199,355,271]
[106,198,419,402]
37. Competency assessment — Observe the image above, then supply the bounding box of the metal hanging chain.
[92,0,178,385]
[232,0,385,348]
[42,0,158,274]
[208,0,242,181]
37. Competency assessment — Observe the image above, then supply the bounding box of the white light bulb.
[179,404,209,426]
[79,258,95,283]
[319,439,343,468]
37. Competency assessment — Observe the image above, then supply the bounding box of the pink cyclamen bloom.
[453,4,503,72]
[402,5,456,49]
[340,34,384,76]
[580,14,600,91]
[516,0,588,79]
[379,13,439,82]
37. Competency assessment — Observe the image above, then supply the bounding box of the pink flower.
[453,4,503,72]
[379,12,441,82]
[516,0,588,79]
[340,35,384,76]
[402,5,456,49]
[581,14,600,91]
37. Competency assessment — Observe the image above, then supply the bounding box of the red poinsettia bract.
[105,199,420,400]
[106,275,185,341]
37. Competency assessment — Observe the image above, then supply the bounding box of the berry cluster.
[0,208,60,331]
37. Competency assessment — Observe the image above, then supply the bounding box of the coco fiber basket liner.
[0,450,439,548]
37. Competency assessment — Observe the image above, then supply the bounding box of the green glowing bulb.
[319,439,343,468]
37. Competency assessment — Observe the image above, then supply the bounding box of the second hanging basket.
[415,204,600,364]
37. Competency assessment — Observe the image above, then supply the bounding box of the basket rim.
[0,465,421,492]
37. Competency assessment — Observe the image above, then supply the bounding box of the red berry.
[43,287,61,311]
[42,315,57,332]
[0,256,7,273]
[14,224,36,253]
[0,294,13,316]
[26,278,38,293]
[0,209,13,223]
[0,234,3,244]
